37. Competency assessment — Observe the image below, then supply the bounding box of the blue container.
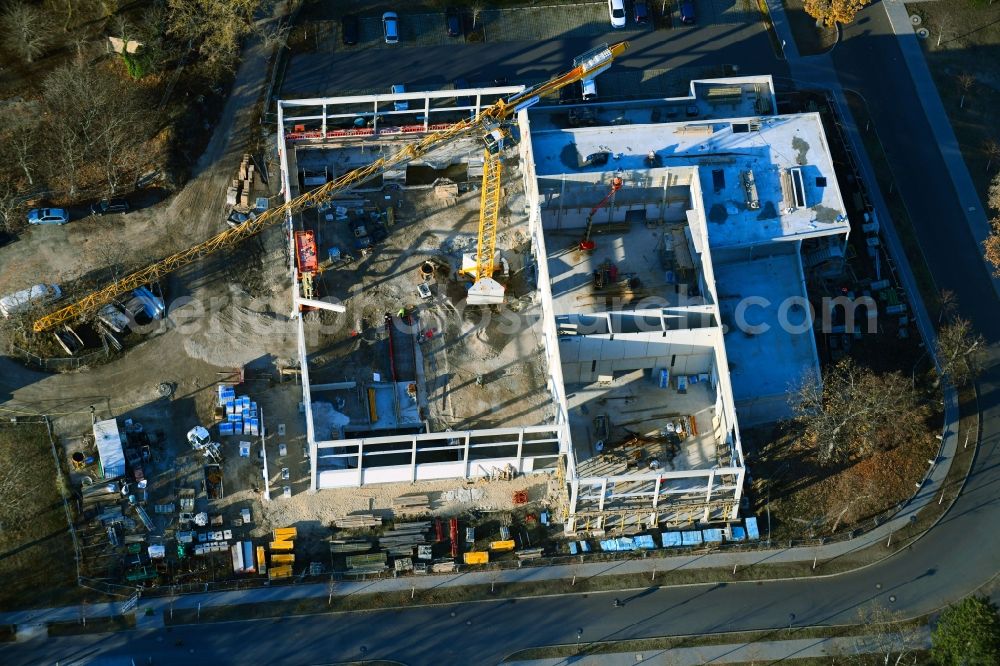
[219,422,234,436]
[658,369,669,389]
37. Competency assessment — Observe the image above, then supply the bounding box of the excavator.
[579,174,623,251]
[33,41,629,332]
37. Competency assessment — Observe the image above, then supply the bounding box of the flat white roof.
[528,112,849,248]
[93,418,125,478]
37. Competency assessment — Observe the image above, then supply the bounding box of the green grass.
[47,614,135,637]
[0,423,80,612]
[503,619,929,661]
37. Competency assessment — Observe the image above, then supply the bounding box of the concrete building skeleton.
[275,75,850,533]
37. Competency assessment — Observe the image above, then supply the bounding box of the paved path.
[505,627,931,665]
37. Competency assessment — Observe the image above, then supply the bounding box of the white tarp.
[93,419,125,479]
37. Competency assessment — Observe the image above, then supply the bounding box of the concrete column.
[463,433,471,479]
[652,476,662,509]
[357,439,365,486]
[598,479,608,512]
[410,436,418,483]
[703,469,715,523]
[321,103,327,138]
[516,430,524,473]
[731,467,746,521]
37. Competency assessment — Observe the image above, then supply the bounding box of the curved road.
[4,4,1000,665]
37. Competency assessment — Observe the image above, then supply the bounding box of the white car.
[607,0,626,28]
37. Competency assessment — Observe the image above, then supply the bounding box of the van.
[581,78,598,101]
[382,11,399,44]
[0,284,61,318]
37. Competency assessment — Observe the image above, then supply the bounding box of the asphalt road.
[5,6,1000,666]
[832,5,1000,338]
[281,18,786,97]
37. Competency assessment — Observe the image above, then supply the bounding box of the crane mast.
[33,42,628,332]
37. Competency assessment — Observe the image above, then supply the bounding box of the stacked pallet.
[393,494,430,514]
[431,560,457,573]
[379,522,431,557]
[268,527,296,580]
[335,514,382,529]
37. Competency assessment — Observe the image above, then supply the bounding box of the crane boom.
[33,41,628,333]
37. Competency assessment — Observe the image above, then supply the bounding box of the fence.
[8,342,109,372]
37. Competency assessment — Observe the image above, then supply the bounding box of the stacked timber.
[393,495,430,514]
[379,522,431,557]
[335,514,382,529]
[329,539,373,554]
[517,547,544,561]
[345,552,388,573]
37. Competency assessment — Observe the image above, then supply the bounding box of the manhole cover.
[910,14,922,26]
[157,382,174,398]
[916,28,929,39]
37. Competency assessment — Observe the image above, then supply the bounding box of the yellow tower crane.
[33,42,628,333]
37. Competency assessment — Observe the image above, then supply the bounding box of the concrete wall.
[558,331,716,384]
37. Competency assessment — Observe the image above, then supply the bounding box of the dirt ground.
[302,160,554,432]
[907,2,1000,210]
[0,423,77,611]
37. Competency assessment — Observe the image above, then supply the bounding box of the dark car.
[679,0,696,24]
[90,199,129,216]
[446,7,461,37]
[342,14,359,46]
[634,1,649,24]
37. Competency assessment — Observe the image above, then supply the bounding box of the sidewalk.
[504,627,931,665]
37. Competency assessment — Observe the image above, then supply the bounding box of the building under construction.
[276,73,849,534]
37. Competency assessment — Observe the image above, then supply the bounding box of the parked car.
[634,1,650,24]
[342,14,359,46]
[90,198,129,216]
[581,78,598,101]
[0,283,61,318]
[382,11,399,44]
[679,0,696,24]
[27,208,69,225]
[446,7,461,37]
[607,0,626,28]
[391,84,409,111]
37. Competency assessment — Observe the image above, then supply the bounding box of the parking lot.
[282,1,782,99]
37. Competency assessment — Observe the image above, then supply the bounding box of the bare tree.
[986,140,1000,173]
[938,288,957,323]
[1,1,49,63]
[957,72,976,109]
[984,218,1000,276]
[936,317,985,386]
[258,21,291,52]
[471,2,484,29]
[167,0,259,76]
[851,604,922,665]
[990,171,1000,212]
[792,359,922,465]
[41,61,154,196]
[0,112,40,186]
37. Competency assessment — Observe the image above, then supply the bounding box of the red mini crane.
[579,175,624,251]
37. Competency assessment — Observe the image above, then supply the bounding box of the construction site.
[22,43,861,592]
